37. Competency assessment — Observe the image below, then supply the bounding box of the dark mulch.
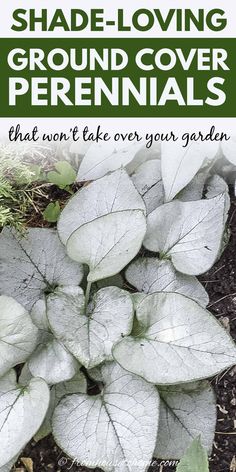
[14,195,236,472]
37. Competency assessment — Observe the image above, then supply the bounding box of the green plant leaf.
[52,362,159,472]
[47,286,134,369]
[43,201,61,223]
[125,258,209,307]
[176,437,209,472]
[0,296,38,377]
[0,370,50,467]
[144,195,226,275]
[155,382,216,460]
[47,161,76,189]
[113,292,236,384]
[0,227,83,310]
[29,164,43,182]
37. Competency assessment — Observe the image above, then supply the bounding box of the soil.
[13,192,236,472]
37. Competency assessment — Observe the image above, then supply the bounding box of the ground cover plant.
[0,140,236,471]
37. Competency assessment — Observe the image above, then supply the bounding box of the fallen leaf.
[216,404,228,414]
[21,457,33,472]
[220,316,230,333]
[230,456,236,472]
[230,366,236,377]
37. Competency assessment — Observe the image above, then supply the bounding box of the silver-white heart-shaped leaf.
[125,258,209,307]
[67,210,146,282]
[53,362,159,472]
[113,292,236,384]
[206,175,230,224]
[161,142,218,201]
[34,387,57,442]
[0,228,83,310]
[178,172,207,202]
[144,195,226,275]
[126,144,161,175]
[47,287,133,369]
[34,371,87,442]
[206,175,231,260]
[0,456,19,472]
[54,371,87,401]
[28,339,78,385]
[77,142,143,181]
[18,364,32,386]
[0,296,38,377]
[31,297,50,332]
[155,381,216,459]
[131,160,164,214]
[222,137,236,165]
[31,286,84,333]
[0,370,50,467]
[58,168,145,245]
[206,175,229,200]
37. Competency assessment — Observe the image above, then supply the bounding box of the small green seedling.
[176,437,209,472]
[47,161,76,189]
[43,201,61,223]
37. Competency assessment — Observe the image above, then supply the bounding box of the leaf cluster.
[0,141,235,471]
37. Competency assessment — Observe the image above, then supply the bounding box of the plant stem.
[85,281,92,310]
